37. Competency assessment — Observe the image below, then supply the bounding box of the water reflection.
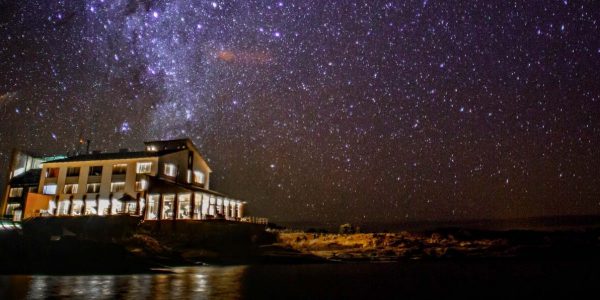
[3,261,599,299]
[2,266,247,300]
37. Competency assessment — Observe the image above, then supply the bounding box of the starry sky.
[1,1,599,224]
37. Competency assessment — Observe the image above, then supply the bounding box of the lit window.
[43,184,57,195]
[136,162,152,174]
[84,199,97,215]
[63,184,78,194]
[57,201,70,216]
[135,180,147,191]
[86,183,100,193]
[110,182,125,193]
[5,203,20,216]
[194,171,205,184]
[177,194,191,219]
[66,167,80,177]
[112,164,127,175]
[9,187,23,197]
[162,194,175,219]
[125,202,137,214]
[146,194,159,220]
[147,145,157,152]
[12,167,25,177]
[98,199,110,215]
[164,164,177,177]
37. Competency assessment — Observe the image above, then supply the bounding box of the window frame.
[193,170,205,184]
[66,167,80,177]
[136,162,152,174]
[63,183,78,194]
[164,163,177,177]
[86,183,100,193]
[9,187,23,197]
[43,184,58,195]
[112,163,128,175]
[110,182,126,193]
[89,166,103,176]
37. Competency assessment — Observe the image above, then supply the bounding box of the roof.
[144,138,212,173]
[143,138,192,145]
[43,149,182,164]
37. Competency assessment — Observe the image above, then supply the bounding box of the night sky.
[1,1,599,224]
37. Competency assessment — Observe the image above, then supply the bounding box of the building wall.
[156,150,211,188]
[157,151,189,184]
[192,151,211,189]
[39,157,160,210]
[1,149,47,217]
[1,140,255,221]
[23,192,53,218]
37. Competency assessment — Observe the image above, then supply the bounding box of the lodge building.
[1,139,260,223]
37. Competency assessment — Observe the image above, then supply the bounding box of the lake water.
[1,260,599,299]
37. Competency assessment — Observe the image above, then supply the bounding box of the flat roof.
[43,149,182,163]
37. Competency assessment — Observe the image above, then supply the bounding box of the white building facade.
[35,139,247,221]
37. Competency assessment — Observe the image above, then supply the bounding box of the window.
[71,200,83,215]
[89,166,103,176]
[136,162,152,174]
[5,203,20,216]
[135,180,147,191]
[112,164,127,175]
[113,199,124,214]
[98,199,110,216]
[177,194,191,219]
[63,184,78,194]
[194,171,205,184]
[187,170,192,183]
[84,199,97,215]
[146,194,159,220]
[193,193,202,219]
[161,194,175,219]
[43,184,57,195]
[9,187,23,197]
[46,168,60,178]
[110,182,125,193]
[57,201,70,216]
[66,167,80,177]
[164,164,177,177]
[86,183,100,193]
[125,202,137,214]
[12,167,25,178]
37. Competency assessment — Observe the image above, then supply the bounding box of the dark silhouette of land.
[1,215,600,274]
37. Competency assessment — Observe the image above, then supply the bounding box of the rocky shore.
[0,216,321,274]
[276,228,600,261]
[2,216,600,274]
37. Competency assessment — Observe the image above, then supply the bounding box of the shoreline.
[2,215,600,275]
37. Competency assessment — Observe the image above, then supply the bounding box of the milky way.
[1,1,599,224]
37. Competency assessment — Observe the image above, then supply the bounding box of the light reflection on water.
[1,261,599,299]
[2,266,247,300]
